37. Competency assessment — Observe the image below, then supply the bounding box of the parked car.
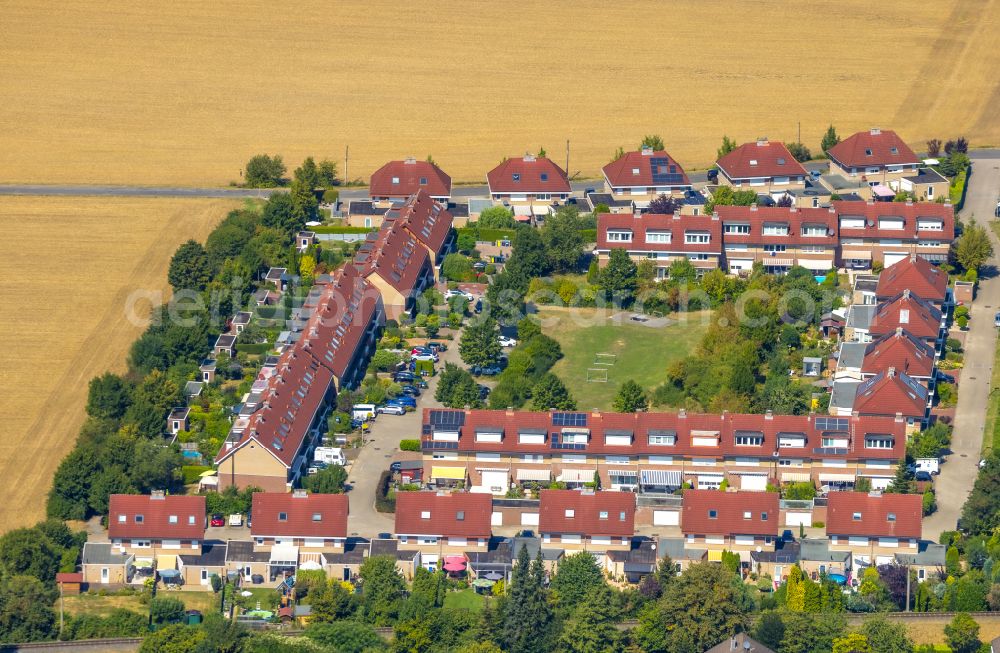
[393,372,415,382]
[478,384,491,399]
[472,364,502,376]
[390,462,402,473]
[498,336,517,347]
[994,311,1000,327]
[414,378,429,389]
[413,354,438,363]
[445,289,475,301]
[915,471,933,483]
[706,169,719,182]
[426,341,448,352]
[378,405,406,415]
[210,514,225,528]
[400,385,421,397]
[389,395,417,408]
[474,299,483,314]
[810,169,822,180]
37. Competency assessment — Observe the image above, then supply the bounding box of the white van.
[314,447,347,466]
[352,404,376,421]
[915,458,940,475]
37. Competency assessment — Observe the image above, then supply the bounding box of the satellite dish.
[756,546,762,553]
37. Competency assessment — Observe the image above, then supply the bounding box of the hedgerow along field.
[1,0,997,186]
[0,197,240,533]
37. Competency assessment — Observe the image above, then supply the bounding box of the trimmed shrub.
[399,439,421,452]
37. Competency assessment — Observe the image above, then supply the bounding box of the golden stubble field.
[1,0,998,186]
[0,197,239,531]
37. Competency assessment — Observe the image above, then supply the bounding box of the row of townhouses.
[346,129,943,226]
[594,201,954,277]
[82,488,937,591]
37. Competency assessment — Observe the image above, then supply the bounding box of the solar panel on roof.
[649,158,684,185]
[552,412,587,427]
[815,417,849,431]
[430,410,466,427]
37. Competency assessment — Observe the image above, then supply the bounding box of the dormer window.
[421,511,431,519]
[134,515,144,523]
[312,513,322,522]
[853,512,862,521]
[565,509,575,518]
[392,176,400,184]
[607,229,633,243]
[735,431,763,446]
[890,147,899,155]
[278,512,288,522]
[599,511,608,520]
[168,515,178,524]
[118,515,126,523]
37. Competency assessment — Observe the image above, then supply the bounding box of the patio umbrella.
[443,560,467,572]
[199,469,218,477]
[472,578,495,588]
[299,560,322,571]
[484,572,503,581]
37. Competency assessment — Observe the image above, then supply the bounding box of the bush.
[321,189,339,204]
[399,439,421,452]
[947,338,963,353]
[923,490,937,516]
[375,471,395,513]
[955,305,970,320]
[956,315,969,330]
[181,466,211,485]
[150,597,185,624]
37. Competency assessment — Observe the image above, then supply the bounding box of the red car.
[210,514,225,527]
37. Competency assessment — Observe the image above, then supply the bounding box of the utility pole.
[565,140,570,178]
[345,145,349,186]
[798,121,801,144]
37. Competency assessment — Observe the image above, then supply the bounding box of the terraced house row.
[595,200,955,277]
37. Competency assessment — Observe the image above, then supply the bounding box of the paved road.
[923,151,1000,537]
[345,341,466,536]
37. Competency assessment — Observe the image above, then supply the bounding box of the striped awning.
[640,469,683,486]
[781,472,812,482]
[708,550,723,562]
[842,250,873,260]
[516,469,551,481]
[558,469,595,483]
[609,469,638,477]
[796,259,834,271]
[819,473,855,482]
[431,467,466,480]
[767,258,793,266]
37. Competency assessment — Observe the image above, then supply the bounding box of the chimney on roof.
[506,406,515,416]
[895,326,903,337]
[151,490,166,500]
[679,408,687,418]
[524,153,536,162]
[888,366,896,378]
[869,489,882,498]
[765,410,773,420]
[895,412,904,422]
[404,156,416,164]
[756,137,769,147]
[750,204,757,212]
[866,199,875,206]
[789,206,797,213]
[852,410,860,417]
[293,489,308,498]
[870,127,881,135]
[712,210,720,220]
[673,210,680,220]
[641,146,654,156]
[903,289,910,299]
[591,408,601,418]
[909,253,917,262]
[828,205,835,213]
[906,198,913,206]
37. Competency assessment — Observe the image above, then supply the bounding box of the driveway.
[923,151,1000,538]
[345,342,464,536]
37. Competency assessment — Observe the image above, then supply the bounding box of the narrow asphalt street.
[345,342,465,536]
[924,151,1000,537]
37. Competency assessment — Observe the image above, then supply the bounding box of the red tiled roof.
[852,368,928,419]
[538,489,636,537]
[681,490,779,537]
[370,159,451,199]
[827,129,920,169]
[217,265,381,467]
[250,492,348,538]
[487,156,571,194]
[868,290,943,341]
[714,205,838,246]
[108,494,206,540]
[833,200,955,242]
[359,221,431,294]
[826,491,921,539]
[876,254,949,303]
[596,212,723,254]
[385,190,453,257]
[394,492,492,538]
[861,329,936,378]
[602,150,691,189]
[420,409,907,462]
[716,140,807,181]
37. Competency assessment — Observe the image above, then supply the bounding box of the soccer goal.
[593,352,617,367]
[587,368,608,383]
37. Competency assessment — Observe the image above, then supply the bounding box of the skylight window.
[708,510,718,519]
[312,513,322,522]
[865,149,873,156]
[278,512,288,522]
[777,157,786,165]
[853,512,862,521]
[540,173,548,182]
[887,513,896,522]
[749,159,758,166]
[512,173,520,182]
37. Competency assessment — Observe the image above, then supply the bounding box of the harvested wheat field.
[0,197,239,532]
[1,0,998,186]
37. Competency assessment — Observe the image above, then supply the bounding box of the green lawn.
[985,225,1000,452]
[63,589,219,617]
[443,588,485,611]
[538,306,710,411]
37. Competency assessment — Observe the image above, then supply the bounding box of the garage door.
[480,471,509,495]
[884,252,908,267]
[653,510,680,526]
[786,512,812,527]
[521,512,539,526]
[740,474,768,491]
[491,512,503,526]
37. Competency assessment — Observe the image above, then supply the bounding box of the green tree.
[317,159,338,189]
[944,613,981,653]
[779,611,847,653]
[261,192,301,235]
[167,240,213,291]
[411,567,447,608]
[753,611,785,650]
[435,363,481,409]
[138,624,206,653]
[123,369,181,438]
[309,579,357,623]
[785,564,805,611]
[478,206,516,229]
[305,621,381,653]
[358,555,405,626]
[887,461,915,494]
[832,632,871,653]
[511,226,550,277]
[442,253,474,281]
[501,546,553,653]
[0,576,56,643]
[150,596,186,624]
[717,135,738,159]
[946,545,962,576]
[598,248,638,306]
[704,185,759,214]
[289,177,319,225]
[954,219,993,273]
[787,142,813,162]
[294,156,321,190]
[531,373,576,410]
[641,135,665,151]
[542,207,585,272]
[47,445,103,520]
[459,318,501,368]
[551,551,606,612]
[821,125,841,153]
[517,317,541,342]
[86,373,131,421]
[0,528,61,583]
[861,614,914,653]
[301,465,347,494]
[613,379,648,413]
[244,154,286,187]
[557,584,622,653]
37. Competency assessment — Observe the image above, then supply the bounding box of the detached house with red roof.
[394,492,492,569]
[826,491,921,567]
[876,253,950,307]
[830,367,930,432]
[602,147,692,206]
[835,199,954,269]
[487,154,571,218]
[382,190,455,279]
[370,158,451,203]
[251,491,349,550]
[595,211,723,279]
[108,492,206,555]
[216,266,383,492]
[860,328,937,381]
[715,138,807,193]
[538,489,635,551]
[868,290,946,350]
[681,490,779,562]
[827,129,921,185]
[356,220,434,320]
